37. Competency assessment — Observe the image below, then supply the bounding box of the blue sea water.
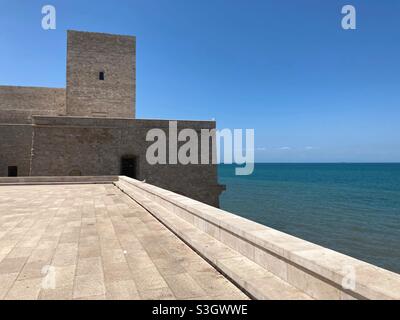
[219,163,400,274]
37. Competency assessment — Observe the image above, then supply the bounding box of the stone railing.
[116,176,400,300]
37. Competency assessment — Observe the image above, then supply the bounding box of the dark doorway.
[8,166,18,177]
[121,156,137,179]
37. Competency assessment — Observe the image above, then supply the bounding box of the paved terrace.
[1,177,400,300]
[0,184,248,300]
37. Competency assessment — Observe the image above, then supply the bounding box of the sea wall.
[116,176,400,300]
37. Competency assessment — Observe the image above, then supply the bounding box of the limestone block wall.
[0,125,33,177]
[30,116,223,206]
[0,86,66,123]
[116,177,400,300]
[66,31,136,118]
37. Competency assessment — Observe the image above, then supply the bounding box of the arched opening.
[121,156,137,179]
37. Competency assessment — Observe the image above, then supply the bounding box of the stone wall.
[0,124,33,177]
[0,86,66,124]
[66,31,136,118]
[30,116,223,206]
[116,176,400,300]
[0,86,61,177]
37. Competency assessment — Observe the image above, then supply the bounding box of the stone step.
[0,176,118,186]
[116,180,313,300]
[0,181,114,186]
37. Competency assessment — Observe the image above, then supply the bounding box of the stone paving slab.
[0,184,249,300]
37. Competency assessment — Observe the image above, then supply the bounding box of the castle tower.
[66,30,136,118]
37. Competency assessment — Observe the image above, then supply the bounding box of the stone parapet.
[0,176,118,185]
[115,176,400,300]
[32,115,216,130]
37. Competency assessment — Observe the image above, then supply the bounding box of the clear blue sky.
[1,0,399,162]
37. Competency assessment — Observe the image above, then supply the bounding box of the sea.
[219,163,400,274]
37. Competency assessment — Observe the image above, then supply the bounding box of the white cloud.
[279,147,291,150]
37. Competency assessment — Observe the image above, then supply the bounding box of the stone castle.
[0,30,224,206]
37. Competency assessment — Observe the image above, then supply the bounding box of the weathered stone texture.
[0,125,32,177]
[0,86,65,123]
[0,184,247,300]
[66,31,136,118]
[30,117,222,206]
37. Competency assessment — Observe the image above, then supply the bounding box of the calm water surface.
[219,163,400,274]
